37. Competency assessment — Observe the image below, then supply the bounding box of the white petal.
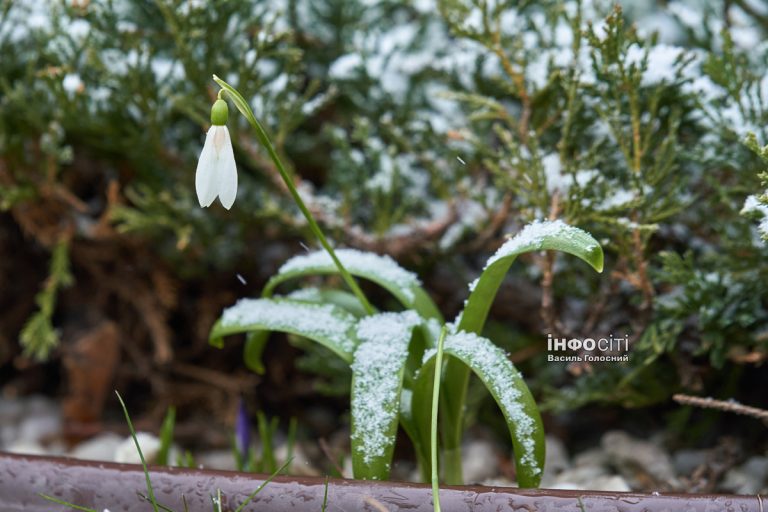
[216,126,238,209]
[195,127,219,208]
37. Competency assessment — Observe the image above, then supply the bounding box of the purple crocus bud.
[235,397,251,461]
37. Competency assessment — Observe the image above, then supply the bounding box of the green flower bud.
[210,99,229,126]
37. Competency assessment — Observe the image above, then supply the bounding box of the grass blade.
[39,494,98,512]
[321,476,330,512]
[115,391,160,512]
[257,411,277,473]
[157,406,176,466]
[233,458,292,512]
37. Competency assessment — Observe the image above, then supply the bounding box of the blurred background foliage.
[0,0,767,445]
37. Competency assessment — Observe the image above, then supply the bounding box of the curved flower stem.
[212,75,374,315]
[430,326,447,512]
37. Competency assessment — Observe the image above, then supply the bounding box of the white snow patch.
[668,2,702,29]
[329,54,363,80]
[625,44,687,86]
[597,189,636,210]
[69,19,90,40]
[62,74,83,96]
[742,195,768,240]
[439,199,487,250]
[542,154,564,193]
[286,287,324,302]
[635,11,682,43]
[301,91,333,116]
[542,154,598,194]
[151,58,184,81]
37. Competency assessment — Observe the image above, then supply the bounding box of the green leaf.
[397,321,441,481]
[350,311,422,480]
[243,331,270,374]
[209,298,359,366]
[440,220,603,484]
[263,249,443,322]
[286,287,373,318]
[423,331,545,488]
[459,219,603,334]
[239,289,370,373]
[397,387,428,478]
[156,406,176,466]
[257,411,278,473]
[115,391,159,512]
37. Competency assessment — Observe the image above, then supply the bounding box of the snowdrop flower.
[195,98,237,209]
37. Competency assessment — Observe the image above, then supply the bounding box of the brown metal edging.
[0,452,762,511]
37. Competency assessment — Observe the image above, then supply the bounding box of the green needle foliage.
[19,238,74,361]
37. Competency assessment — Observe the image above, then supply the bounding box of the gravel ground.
[2,395,766,494]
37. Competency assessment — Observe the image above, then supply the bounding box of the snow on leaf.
[215,298,358,359]
[423,331,544,485]
[350,311,422,479]
[277,248,421,302]
[486,219,600,268]
[458,220,603,335]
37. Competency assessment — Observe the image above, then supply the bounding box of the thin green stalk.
[38,495,97,512]
[234,458,293,512]
[257,411,277,473]
[157,406,176,466]
[212,488,223,512]
[138,495,175,512]
[212,75,374,316]
[321,476,330,512]
[115,391,160,512]
[431,326,448,512]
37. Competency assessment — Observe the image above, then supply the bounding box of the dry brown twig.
[540,192,569,338]
[169,362,259,393]
[673,394,768,425]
